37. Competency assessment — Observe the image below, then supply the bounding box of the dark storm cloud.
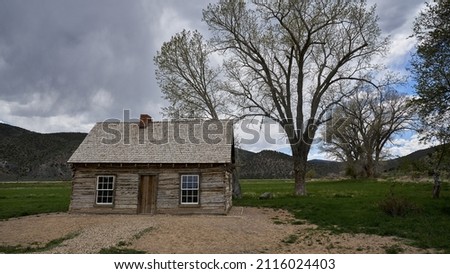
[0,0,426,134]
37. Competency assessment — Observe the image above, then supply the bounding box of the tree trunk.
[364,164,374,178]
[364,154,375,178]
[432,143,446,199]
[232,146,242,199]
[292,143,310,196]
[433,172,441,199]
[232,168,242,199]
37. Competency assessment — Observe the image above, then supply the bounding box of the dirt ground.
[0,207,436,254]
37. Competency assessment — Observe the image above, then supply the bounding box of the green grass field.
[1,179,449,252]
[0,182,71,220]
[234,179,450,252]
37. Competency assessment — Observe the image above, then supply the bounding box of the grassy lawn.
[234,179,450,253]
[0,181,71,220]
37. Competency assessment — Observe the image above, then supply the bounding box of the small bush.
[345,166,358,179]
[306,169,317,179]
[378,195,420,217]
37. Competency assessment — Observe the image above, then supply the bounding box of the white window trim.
[96,175,115,205]
[180,174,199,205]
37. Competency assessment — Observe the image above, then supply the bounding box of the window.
[96,175,115,205]
[180,175,199,204]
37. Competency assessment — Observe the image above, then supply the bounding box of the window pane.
[97,176,114,204]
[181,175,199,204]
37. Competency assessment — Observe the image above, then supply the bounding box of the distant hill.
[0,123,86,181]
[0,123,443,181]
[237,145,446,179]
[237,149,293,179]
[237,149,344,179]
[383,145,443,173]
[0,123,344,181]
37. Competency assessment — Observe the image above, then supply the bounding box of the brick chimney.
[139,114,152,128]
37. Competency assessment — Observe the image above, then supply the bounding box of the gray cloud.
[368,0,425,34]
[0,0,426,134]
[0,0,213,131]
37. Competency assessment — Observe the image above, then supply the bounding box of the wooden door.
[138,175,157,214]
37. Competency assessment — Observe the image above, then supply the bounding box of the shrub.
[345,165,358,179]
[378,194,420,217]
[306,169,317,179]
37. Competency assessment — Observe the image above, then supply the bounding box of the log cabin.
[68,115,234,215]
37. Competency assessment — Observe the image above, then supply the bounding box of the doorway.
[138,175,157,214]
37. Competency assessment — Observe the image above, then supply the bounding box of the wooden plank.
[70,166,231,214]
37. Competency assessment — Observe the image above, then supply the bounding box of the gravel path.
[0,207,436,254]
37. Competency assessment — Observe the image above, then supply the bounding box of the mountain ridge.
[0,123,86,181]
[0,123,438,181]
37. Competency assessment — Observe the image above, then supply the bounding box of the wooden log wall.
[69,164,232,215]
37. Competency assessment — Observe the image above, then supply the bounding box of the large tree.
[322,86,415,178]
[154,30,242,198]
[411,0,450,198]
[203,0,388,195]
[154,29,228,119]
[411,0,450,137]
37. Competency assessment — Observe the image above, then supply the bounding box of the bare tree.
[322,86,415,178]
[203,0,388,195]
[154,29,228,119]
[154,30,242,198]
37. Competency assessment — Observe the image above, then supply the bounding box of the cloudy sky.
[0,0,430,158]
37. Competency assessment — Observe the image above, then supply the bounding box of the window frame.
[180,174,200,205]
[95,175,115,205]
